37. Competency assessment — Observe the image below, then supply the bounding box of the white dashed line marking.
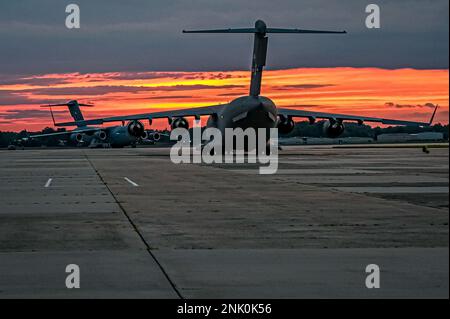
[124,177,139,187]
[44,178,53,188]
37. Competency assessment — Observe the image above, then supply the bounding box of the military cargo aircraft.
[30,100,162,147]
[53,20,437,146]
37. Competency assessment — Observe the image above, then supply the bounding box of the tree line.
[281,121,449,139]
[1,122,448,147]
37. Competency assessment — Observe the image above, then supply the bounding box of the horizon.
[0,66,448,132]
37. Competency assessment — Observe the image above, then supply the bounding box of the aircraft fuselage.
[207,96,278,137]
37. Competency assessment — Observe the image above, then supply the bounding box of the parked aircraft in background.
[30,100,162,147]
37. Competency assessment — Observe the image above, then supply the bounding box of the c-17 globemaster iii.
[30,100,162,147]
[55,20,438,148]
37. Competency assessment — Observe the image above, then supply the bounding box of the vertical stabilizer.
[41,100,94,127]
[249,20,269,96]
[183,20,346,97]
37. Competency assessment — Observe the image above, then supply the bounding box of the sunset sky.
[0,1,448,131]
[0,67,448,131]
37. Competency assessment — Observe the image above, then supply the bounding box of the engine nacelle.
[323,119,345,138]
[142,131,161,142]
[152,132,161,142]
[70,133,83,143]
[94,130,107,141]
[171,117,189,130]
[277,115,295,135]
[141,130,149,140]
[127,120,146,138]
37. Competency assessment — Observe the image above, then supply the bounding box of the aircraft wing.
[55,104,227,127]
[278,106,438,127]
[53,103,437,128]
[30,127,102,138]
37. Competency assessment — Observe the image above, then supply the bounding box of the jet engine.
[323,119,345,138]
[151,132,161,142]
[94,130,107,141]
[277,115,295,135]
[171,117,189,130]
[70,133,84,143]
[145,131,161,141]
[127,120,146,138]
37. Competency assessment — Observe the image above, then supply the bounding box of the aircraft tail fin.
[184,20,346,97]
[41,100,94,127]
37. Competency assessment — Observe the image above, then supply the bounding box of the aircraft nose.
[231,102,277,129]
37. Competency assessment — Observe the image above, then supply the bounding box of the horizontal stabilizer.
[40,103,94,107]
[183,20,346,35]
[266,28,346,34]
[41,104,69,107]
[183,28,256,33]
[183,28,346,34]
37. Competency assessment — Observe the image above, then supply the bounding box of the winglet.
[429,105,439,125]
[49,106,56,126]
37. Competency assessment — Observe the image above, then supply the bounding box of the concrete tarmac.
[0,145,448,298]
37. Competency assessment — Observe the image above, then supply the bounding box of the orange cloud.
[0,67,448,131]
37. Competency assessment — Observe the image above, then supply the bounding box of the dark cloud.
[278,104,320,109]
[146,95,196,100]
[0,71,238,88]
[0,109,65,120]
[13,84,244,96]
[385,102,437,109]
[273,84,334,90]
[104,72,191,81]
[0,0,447,75]
[23,86,151,96]
[0,75,69,86]
[0,89,77,106]
[0,92,33,106]
[217,92,248,97]
[0,84,245,107]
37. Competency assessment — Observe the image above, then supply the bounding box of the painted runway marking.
[124,177,139,187]
[44,178,53,188]
[333,186,449,194]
